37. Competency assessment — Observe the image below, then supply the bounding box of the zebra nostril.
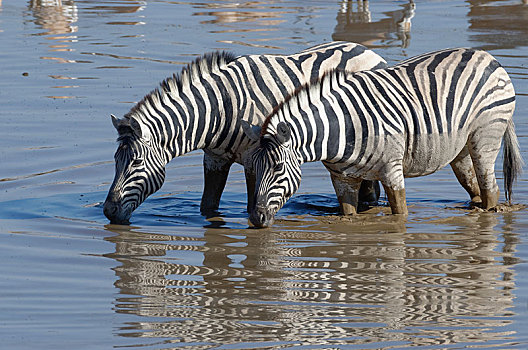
[255,206,271,227]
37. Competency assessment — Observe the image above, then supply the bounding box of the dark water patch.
[133,192,248,229]
[282,193,341,216]
[0,191,248,229]
[281,193,477,219]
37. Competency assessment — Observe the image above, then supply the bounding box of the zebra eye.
[131,158,144,167]
[274,163,284,172]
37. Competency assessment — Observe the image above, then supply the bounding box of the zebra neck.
[165,73,237,158]
[295,136,332,164]
[178,68,262,154]
[288,114,343,165]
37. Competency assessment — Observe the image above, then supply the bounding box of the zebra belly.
[327,133,468,184]
[402,133,467,178]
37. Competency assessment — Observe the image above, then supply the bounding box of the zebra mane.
[261,68,344,137]
[120,51,238,133]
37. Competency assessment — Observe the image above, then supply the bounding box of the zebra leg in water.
[330,164,407,216]
[382,186,408,215]
[378,166,408,216]
[329,173,362,215]
[449,145,481,204]
[244,162,256,215]
[467,125,505,210]
[201,152,233,216]
[380,143,494,215]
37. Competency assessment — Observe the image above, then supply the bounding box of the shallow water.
[1,0,528,349]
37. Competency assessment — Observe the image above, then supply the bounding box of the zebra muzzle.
[249,205,274,228]
[103,199,131,225]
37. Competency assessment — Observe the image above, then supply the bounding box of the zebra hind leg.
[382,184,408,215]
[450,144,481,205]
[201,153,233,217]
[468,129,503,210]
[330,173,362,215]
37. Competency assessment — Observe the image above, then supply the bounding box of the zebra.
[243,48,522,228]
[103,42,388,224]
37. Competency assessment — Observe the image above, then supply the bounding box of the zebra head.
[104,115,166,224]
[244,121,302,228]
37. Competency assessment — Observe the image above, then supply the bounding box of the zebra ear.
[111,114,120,130]
[275,122,291,144]
[111,114,133,135]
[241,120,261,142]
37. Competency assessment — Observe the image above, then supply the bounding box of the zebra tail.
[503,119,524,204]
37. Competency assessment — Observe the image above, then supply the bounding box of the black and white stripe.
[103,42,387,224]
[247,48,521,227]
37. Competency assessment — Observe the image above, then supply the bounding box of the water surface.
[1,1,528,349]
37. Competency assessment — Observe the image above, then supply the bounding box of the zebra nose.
[250,205,274,228]
[103,200,119,221]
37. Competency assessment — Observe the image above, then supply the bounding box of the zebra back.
[261,48,516,161]
[118,42,387,162]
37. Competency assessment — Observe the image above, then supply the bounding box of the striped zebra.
[103,42,387,224]
[244,48,522,228]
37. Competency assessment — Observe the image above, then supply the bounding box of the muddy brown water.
[1,1,528,349]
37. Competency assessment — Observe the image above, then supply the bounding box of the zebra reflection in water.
[104,213,519,347]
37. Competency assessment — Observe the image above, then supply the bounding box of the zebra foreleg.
[244,165,256,215]
[201,153,233,216]
[330,174,362,215]
[450,145,481,204]
[379,169,407,215]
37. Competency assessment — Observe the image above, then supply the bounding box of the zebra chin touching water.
[244,48,523,228]
[103,42,388,224]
